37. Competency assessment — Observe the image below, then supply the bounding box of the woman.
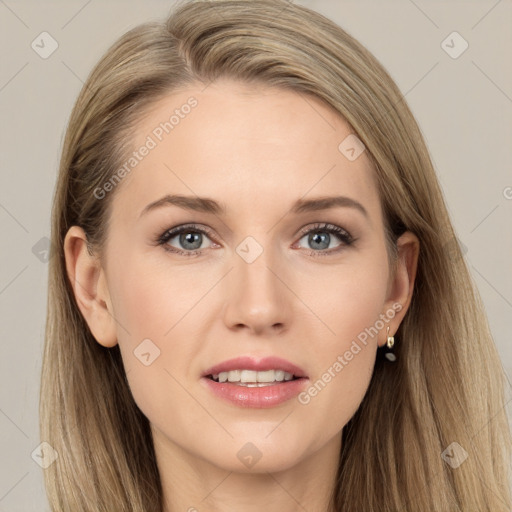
[40,0,512,510]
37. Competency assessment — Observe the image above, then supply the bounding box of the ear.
[63,226,118,348]
[379,231,420,346]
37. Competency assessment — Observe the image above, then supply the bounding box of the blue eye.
[156,222,355,257]
[295,223,354,257]
[157,224,215,257]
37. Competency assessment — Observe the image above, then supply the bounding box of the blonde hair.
[41,0,512,510]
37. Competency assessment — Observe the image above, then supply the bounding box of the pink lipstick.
[201,356,309,408]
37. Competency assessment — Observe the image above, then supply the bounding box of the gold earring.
[386,326,394,349]
[385,326,396,362]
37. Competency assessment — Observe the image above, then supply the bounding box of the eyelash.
[156,222,355,258]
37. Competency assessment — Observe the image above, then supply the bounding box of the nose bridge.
[236,233,281,304]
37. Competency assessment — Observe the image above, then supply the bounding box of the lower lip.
[201,377,308,408]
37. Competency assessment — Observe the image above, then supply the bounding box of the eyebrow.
[139,194,368,219]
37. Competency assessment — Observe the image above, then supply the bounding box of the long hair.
[40,0,512,510]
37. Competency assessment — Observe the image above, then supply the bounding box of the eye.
[295,223,355,257]
[156,224,216,257]
[156,222,355,258]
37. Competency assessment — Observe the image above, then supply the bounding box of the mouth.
[200,356,308,408]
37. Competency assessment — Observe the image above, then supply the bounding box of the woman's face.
[67,78,417,475]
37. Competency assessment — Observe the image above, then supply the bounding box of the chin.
[199,433,311,474]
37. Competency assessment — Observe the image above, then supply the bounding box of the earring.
[385,326,396,362]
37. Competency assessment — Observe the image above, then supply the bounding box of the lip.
[201,377,308,408]
[201,356,309,409]
[201,356,307,379]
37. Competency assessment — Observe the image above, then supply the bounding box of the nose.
[222,242,292,336]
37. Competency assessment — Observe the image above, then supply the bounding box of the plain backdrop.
[0,1,511,510]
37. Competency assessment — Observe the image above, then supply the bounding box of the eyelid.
[157,223,216,244]
[296,222,353,240]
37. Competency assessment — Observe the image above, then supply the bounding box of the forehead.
[108,79,381,226]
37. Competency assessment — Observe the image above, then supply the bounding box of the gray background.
[1,0,511,510]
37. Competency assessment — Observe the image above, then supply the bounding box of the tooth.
[256,370,275,383]
[213,369,298,384]
[240,370,257,383]
[227,370,241,382]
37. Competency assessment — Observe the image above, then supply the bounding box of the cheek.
[307,250,389,352]
[296,255,389,436]
[107,261,197,438]
[107,250,207,343]
[105,252,212,419]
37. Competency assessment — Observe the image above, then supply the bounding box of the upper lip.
[202,356,308,378]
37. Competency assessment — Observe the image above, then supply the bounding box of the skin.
[64,78,419,512]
